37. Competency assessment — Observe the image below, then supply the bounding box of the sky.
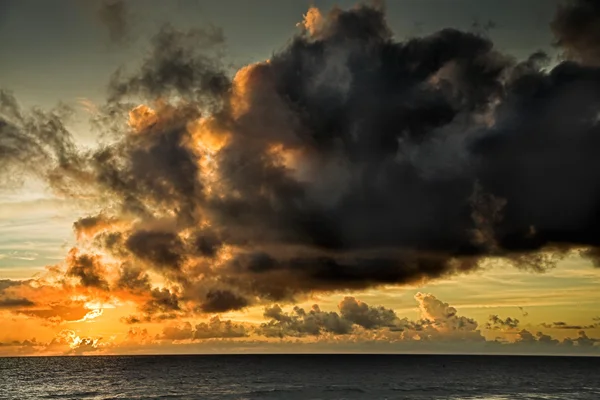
[0,0,599,356]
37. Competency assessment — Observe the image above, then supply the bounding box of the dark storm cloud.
[108,23,229,105]
[472,60,600,266]
[116,263,152,293]
[199,290,249,313]
[190,230,223,258]
[142,288,181,315]
[222,252,477,301]
[73,214,123,240]
[121,287,184,323]
[65,251,110,290]
[551,0,600,65]
[6,2,600,313]
[0,90,79,187]
[74,215,108,235]
[0,297,35,308]
[123,287,184,324]
[74,103,207,222]
[125,231,186,271]
[84,3,600,300]
[98,0,130,43]
[0,280,35,309]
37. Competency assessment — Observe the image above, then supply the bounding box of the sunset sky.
[1,0,599,356]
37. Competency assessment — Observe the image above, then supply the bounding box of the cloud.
[551,0,600,65]
[47,330,104,354]
[256,294,475,339]
[97,0,131,44]
[140,288,182,318]
[486,315,520,330]
[19,304,91,323]
[161,321,193,341]
[1,293,598,356]
[119,287,185,324]
[573,330,598,347]
[0,279,102,323]
[4,2,600,322]
[0,90,80,188]
[0,297,35,308]
[413,293,484,342]
[259,303,353,337]
[509,327,600,350]
[199,290,249,313]
[518,306,529,317]
[0,330,107,356]
[116,263,152,294]
[73,214,125,240]
[338,296,400,329]
[107,24,228,104]
[540,321,599,330]
[193,316,248,339]
[65,249,110,290]
[160,316,248,341]
[125,230,186,273]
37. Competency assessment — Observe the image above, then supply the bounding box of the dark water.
[1,355,599,399]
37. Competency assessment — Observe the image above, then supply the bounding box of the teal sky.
[1,0,560,109]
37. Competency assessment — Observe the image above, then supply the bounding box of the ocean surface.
[1,354,599,399]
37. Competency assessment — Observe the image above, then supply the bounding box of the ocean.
[1,354,599,399]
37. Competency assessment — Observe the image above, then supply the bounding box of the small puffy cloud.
[486,315,520,330]
[540,321,599,330]
[338,296,399,329]
[193,316,248,339]
[574,330,598,347]
[415,293,480,333]
[160,317,249,341]
[47,330,104,355]
[161,322,194,341]
[259,304,352,337]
